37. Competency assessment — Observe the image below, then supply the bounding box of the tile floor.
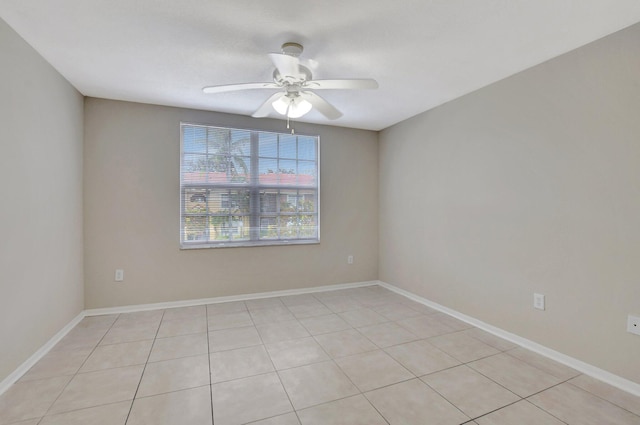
[1,285,639,425]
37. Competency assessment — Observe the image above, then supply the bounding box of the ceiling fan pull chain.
[286,98,295,134]
[286,114,295,134]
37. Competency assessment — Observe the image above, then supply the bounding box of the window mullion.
[249,131,260,241]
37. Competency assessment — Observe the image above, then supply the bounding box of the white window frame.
[180,123,320,249]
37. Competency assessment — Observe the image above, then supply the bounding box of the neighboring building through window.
[180,123,319,248]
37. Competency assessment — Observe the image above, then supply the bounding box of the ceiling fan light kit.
[272,94,312,118]
[202,42,378,123]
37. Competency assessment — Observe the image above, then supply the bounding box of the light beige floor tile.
[265,337,329,370]
[463,328,518,351]
[319,296,363,313]
[137,354,209,397]
[365,378,470,425]
[212,372,293,425]
[210,345,274,383]
[299,314,352,335]
[80,340,153,372]
[287,303,332,319]
[335,350,413,392]
[114,310,164,326]
[422,365,520,418]
[100,322,159,345]
[149,332,208,362]
[50,328,105,352]
[207,311,254,331]
[249,412,300,424]
[338,308,388,327]
[428,332,500,363]
[279,294,320,306]
[157,316,207,338]
[6,420,40,425]
[20,348,92,381]
[257,320,310,344]
[0,375,70,424]
[246,298,285,310]
[250,306,296,324]
[350,295,389,308]
[529,382,640,425]
[385,339,460,376]
[297,394,387,425]
[396,315,455,338]
[370,303,424,321]
[506,347,579,380]
[431,313,474,331]
[469,353,562,397]
[49,365,143,414]
[209,326,262,352]
[75,315,118,330]
[312,329,378,358]
[206,301,247,315]
[162,305,206,321]
[357,322,419,348]
[39,400,131,425]
[400,300,440,315]
[278,361,359,410]
[311,291,342,301]
[128,386,212,425]
[475,400,565,425]
[569,374,640,416]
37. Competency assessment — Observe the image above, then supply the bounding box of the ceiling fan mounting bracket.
[281,42,303,57]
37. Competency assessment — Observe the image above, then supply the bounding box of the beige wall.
[379,23,640,383]
[0,19,84,382]
[83,98,378,308]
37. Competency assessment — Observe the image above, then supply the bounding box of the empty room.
[1,1,640,424]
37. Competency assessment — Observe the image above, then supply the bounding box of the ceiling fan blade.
[203,82,279,94]
[306,79,378,90]
[252,92,286,118]
[268,53,301,79]
[302,92,343,120]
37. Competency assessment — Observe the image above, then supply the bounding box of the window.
[180,123,319,248]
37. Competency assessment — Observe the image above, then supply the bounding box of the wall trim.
[377,280,640,397]
[0,311,86,395]
[84,280,378,316]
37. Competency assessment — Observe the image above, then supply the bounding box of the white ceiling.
[1,1,639,131]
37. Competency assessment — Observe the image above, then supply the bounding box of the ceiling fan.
[202,42,378,120]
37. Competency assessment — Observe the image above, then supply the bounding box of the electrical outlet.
[115,269,124,282]
[533,293,545,310]
[347,255,354,264]
[628,314,640,336]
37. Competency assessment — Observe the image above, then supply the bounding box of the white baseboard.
[84,280,379,316]
[0,311,85,395]
[377,280,640,397]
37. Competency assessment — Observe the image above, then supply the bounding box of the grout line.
[122,310,165,424]
[564,379,640,419]
[252,315,302,424]
[205,304,215,425]
[38,315,122,419]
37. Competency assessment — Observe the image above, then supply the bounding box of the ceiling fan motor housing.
[272,65,312,86]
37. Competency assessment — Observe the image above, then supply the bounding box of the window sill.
[180,239,320,250]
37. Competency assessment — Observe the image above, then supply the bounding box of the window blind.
[180,123,319,248]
